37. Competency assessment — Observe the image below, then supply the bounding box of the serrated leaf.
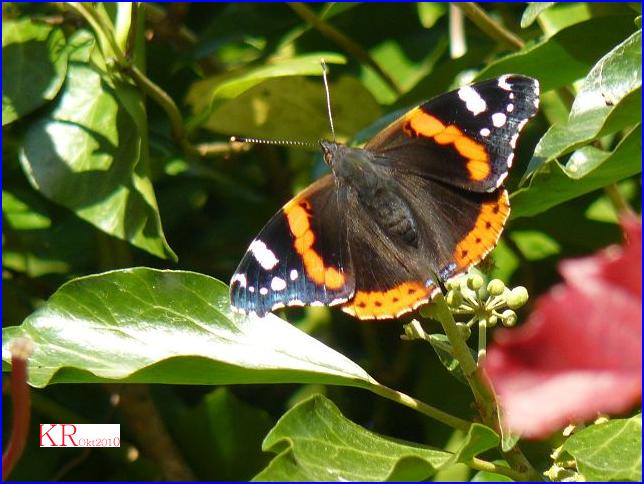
[476,16,637,92]
[511,124,641,219]
[520,2,556,28]
[254,394,498,482]
[1,268,376,389]
[2,18,68,125]
[186,52,346,130]
[528,29,641,174]
[19,39,176,260]
[564,414,642,482]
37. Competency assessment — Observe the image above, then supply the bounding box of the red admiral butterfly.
[230,70,539,320]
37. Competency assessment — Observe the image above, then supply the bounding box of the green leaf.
[168,387,274,480]
[1,268,376,388]
[520,2,556,28]
[200,75,380,142]
[529,29,642,169]
[254,394,498,481]
[417,2,446,29]
[186,52,346,130]
[476,15,637,92]
[2,18,68,126]
[19,39,176,260]
[511,124,641,219]
[564,415,642,482]
[427,334,474,385]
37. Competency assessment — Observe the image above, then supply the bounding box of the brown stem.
[287,2,402,96]
[604,183,635,217]
[2,338,34,480]
[455,3,525,50]
[112,384,195,481]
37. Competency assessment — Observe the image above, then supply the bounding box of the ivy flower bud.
[488,314,498,326]
[507,286,529,309]
[501,309,517,327]
[446,289,463,308]
[457,323,471,339]
[467,273,484,290]
[487,279,506,296]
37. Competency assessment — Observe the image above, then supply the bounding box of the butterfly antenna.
[230,136,317,149]
[320,58,336,142]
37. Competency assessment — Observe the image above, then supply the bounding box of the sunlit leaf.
[2,268,375,389]
[2,18,68,125]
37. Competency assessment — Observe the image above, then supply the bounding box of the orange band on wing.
[283,198,345,289]
[342,281,431,320]
[403,109,491,182]
[453,190,510,269]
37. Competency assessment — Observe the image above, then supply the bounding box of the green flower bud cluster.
[442,272,529,331]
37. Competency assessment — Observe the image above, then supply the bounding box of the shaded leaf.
[254,394,497,481]
[186,52,346,129]
[168,387,274,480]
[2,18,68,125]
[201,75,380,142]
[476,16,637,92]
[520,2,556,28]
[427,334,473,385]
[563,414,642,482]
[511,124,641,219]
[530,29,642,170]
[1,268,375,389]
[19,40,176,260]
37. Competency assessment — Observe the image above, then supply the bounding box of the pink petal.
[485,280,642,439]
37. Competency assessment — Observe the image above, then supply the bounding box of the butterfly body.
[231,75,539,320]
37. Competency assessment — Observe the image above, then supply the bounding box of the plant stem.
[287,2,402,96]
[370,384,471,432]
[604,183,635,217]
[2,339,33,480]
[478,319,487,362]
[455,3,525,50]
[429,294,541,481]
[469,456,530,481]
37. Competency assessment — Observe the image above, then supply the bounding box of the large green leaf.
[564,414,642,482]
[186,52,346,130]
[529,29,642,170]
[200,75,380,142]
[476,15,637,92]
[1,268,375,389]
[2,18,68,125]
[511,124,641,218]
[19,36,176,260]
[254,395,498,482]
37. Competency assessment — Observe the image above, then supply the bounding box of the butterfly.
[230,73,539,320]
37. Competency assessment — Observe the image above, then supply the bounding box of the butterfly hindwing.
[230,175,354,316]
[366,75,539,193]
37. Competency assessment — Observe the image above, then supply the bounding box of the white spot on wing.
[458,85,487,115]
[506,103,514,112]
[330,298,348,306]
[509,92,515,100]
[498,75,512,91]
[507,153,515,167]
[492,113,507,127]
[480,128,491,137]
[272,302,285,310]
[270,277,287,291]
[287,299,305,307]
[311,301,324,307]
[260,287,268,295]
[289,269,298,281]
[248,286,255,293]
[231,273,247,288]
[510,133,519,148]
[249,240,279,270]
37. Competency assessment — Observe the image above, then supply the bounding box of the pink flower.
[483,215,642,439]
